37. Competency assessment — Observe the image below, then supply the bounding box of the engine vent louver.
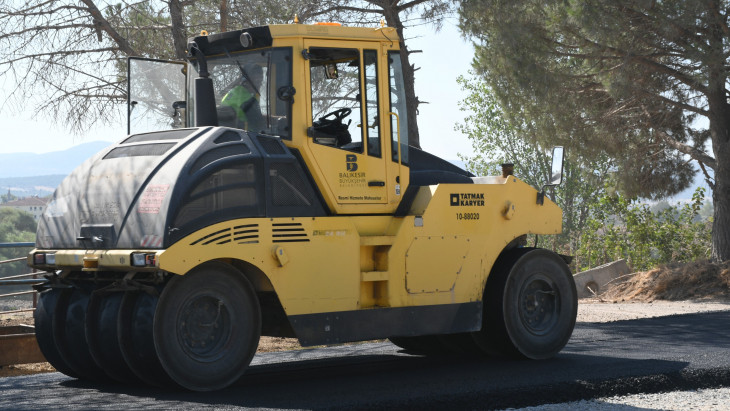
[189,224,259,246]
[104,143,176,159]
[122,128,193,144]
[272,223,309,243]
[233,224,260,244]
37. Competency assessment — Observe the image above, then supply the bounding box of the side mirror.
[324,63,339,79]
[549,146,564,186]
[537,146,565,205]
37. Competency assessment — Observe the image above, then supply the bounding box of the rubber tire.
[33,288,79,378]
[388,335,447,354]
[474,248,577,359]
[52,287,109,380]
[153,262,261,391]
[86,291,140,384]
[118,289,176,388]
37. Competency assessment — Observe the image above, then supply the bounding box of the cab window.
[308,48,364,153]
[363,49,381,158]
[388,51,409,164]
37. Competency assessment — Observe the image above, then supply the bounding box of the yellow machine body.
[30,24,564,347]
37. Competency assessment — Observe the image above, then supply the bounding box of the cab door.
[303,40,394,213]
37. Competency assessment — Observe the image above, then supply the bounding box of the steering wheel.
[321,107,352,123]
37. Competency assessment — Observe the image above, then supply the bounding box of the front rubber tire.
[34,288,79,378]
[153,262,261,391]
[474,248,577,359]
[53,286,109,380]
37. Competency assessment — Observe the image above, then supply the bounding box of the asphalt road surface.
[2,311,729,410]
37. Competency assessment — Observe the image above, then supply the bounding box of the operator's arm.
[242,98,265,131]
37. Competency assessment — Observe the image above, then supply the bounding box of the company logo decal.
[450,193,485,207]
[346,154,358,172]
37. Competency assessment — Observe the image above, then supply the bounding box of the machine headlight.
[33,252,56,265]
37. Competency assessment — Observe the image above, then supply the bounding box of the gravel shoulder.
[577,298,730,323]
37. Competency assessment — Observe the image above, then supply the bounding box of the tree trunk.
[168,0,187,60]
[712,144,730,262]
[220,0,228,33]
[706,3,730,262]
[382,5,421,149]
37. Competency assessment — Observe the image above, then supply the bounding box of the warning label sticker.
[138,184,170,214]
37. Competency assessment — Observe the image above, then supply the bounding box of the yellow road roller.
[28,23,576,391]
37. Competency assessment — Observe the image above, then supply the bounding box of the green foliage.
[0,208,37,239]
[455,75,613,256]
[577,188,711,272]
[455,74,712,271]
[0,208,37,278]
[457,0,730,262]
[458,0,706,199]
[0,191,18,204]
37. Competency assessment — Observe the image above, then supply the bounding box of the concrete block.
[573,259,631,299]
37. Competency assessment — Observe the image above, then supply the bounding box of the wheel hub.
[519,275,559,335]
[177,295,231,361]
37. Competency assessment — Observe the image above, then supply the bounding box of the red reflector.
[145,254,156,266]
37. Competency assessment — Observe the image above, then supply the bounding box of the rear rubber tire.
[153,262,261,391]
[473,248,577,359]
[34,288,79,378]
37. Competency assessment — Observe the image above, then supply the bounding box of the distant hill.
[0,141,112,178]
[0,175,67,198]
[0,141,112,198]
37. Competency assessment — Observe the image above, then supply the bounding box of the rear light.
[33,253,46,265]
[131,252,157,267]
[33,252,56,265]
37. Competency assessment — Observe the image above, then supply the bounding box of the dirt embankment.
[596,259,730,302]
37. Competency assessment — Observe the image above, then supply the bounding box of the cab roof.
[188,24,399,57]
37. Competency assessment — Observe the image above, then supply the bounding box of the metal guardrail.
[0,242,35,248]
[0,243,42,315]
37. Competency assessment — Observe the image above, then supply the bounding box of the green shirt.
[221,86,257,122]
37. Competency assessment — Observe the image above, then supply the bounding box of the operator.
[221,63,265,131]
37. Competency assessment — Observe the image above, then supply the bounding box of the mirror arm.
[537,186,547,205]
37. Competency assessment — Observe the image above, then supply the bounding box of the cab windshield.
[188,47,293,139]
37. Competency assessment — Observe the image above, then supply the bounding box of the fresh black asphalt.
[1,311,729,410]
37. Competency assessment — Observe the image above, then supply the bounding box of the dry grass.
[600,260,730,302]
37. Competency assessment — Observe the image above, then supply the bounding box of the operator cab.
[127,24,472,216]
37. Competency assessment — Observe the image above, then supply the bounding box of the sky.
[0,18,475,160]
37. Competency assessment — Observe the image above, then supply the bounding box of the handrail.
[0,280,45,286]
[0,290,36,298]
[0,257,26,265]
[3,272,43,280]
